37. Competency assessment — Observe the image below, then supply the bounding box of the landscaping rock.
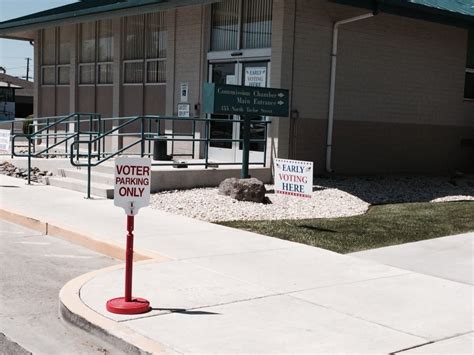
[218,177,266,203]
[0,161,53,183]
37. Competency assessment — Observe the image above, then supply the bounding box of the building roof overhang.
[0,0,220,39]
[0,82,22,89]
[331,0,474,28]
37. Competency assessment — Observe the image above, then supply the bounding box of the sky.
[0,0,76,80]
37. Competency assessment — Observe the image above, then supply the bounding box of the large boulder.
[218,177,266,203]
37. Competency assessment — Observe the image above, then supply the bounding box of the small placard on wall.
[177,103,190,118]
[180,83,189,103]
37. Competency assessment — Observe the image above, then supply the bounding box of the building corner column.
[269,0,296,164]
[33,30,41,118]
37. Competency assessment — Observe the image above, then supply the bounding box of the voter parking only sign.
[274,158,313,198]
[114,157,151,216]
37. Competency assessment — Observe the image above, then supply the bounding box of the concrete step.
[58,168,115,185]
[90,163,115,174]
[47,176,114,199]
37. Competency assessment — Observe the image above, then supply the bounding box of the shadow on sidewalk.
[152,308,220,316]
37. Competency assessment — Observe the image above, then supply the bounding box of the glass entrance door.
[208,60,269,163]
[208,62,238,162]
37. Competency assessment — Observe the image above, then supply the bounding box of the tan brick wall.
[173,6,204,117]
[332,121,474,174]
[288,0,474,173]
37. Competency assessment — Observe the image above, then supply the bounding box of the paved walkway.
[0,174,473,354]
[352,233,474,286]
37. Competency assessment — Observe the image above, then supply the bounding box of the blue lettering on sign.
[282,182,303,192]
[282,164,304,174]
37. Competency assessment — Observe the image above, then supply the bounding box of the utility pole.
[25,57,31,81]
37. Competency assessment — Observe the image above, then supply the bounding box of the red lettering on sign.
[279,173,308,184]
[115,177,150,185]
[116,165,150,176]
[119,186,145,197]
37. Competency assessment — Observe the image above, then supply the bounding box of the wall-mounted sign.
[180,82,189,103]
[177,103,190,118]
[274,158,313,198]
[203,83,289,117]
[245,67,267,87]
[0,129,10,152]
[114,157,151,216]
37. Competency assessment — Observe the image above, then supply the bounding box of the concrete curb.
[59,263,174,355]
[0,206,175,354]
[0,208,171,262]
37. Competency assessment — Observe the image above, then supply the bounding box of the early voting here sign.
[114,157,151,216]
[274,158,313,198]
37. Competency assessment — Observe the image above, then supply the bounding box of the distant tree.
[0,66,5,73]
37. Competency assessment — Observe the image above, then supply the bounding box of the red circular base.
[106,297,151,315]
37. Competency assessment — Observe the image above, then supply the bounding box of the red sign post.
[106,157,152,315]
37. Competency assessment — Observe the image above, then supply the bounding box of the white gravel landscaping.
[150,175,474,222]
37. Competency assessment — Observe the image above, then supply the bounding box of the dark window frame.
[464,29,474,100]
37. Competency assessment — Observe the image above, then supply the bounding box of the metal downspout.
[326,12,376,173]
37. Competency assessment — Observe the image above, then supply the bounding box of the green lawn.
[218,202,474,254]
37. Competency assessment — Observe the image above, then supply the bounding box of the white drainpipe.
[326,12,376,173]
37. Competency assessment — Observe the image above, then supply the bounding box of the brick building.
[0,0,472,174]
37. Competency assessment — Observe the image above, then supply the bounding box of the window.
[145,12,167,83]
[79,20,114,85]
[211,0,273,51]
[57,27,71,85]
[98,19,114,84]
[41,27,71,85]
[123,12,167,84]
[465,30,474,99]
[41,28,56,85]
[123,14,145,83]
[79,22,96,84]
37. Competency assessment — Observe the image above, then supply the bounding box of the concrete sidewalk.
[0,174,472,354]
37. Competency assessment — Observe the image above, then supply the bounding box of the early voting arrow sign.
[108,156,152,315]
[114,157,151,216]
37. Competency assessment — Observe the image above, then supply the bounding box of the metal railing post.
[263,123,268,167]
[102,118,106,158]
[45,118,50,158]
[27,136,32,185]
[76,114,80,162]
[148,118,152,157]
[140,116,145,158]
[87,141,92,199]
[10,120,14,159]
[65,117,69,154]
[192,119,196,159]
[89,114,93,155]
[97,114,101,161]
[205,118,210,169]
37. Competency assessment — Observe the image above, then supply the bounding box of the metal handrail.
[69,115,271,198]
[8,112,271,198]
[11,112,102,184]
